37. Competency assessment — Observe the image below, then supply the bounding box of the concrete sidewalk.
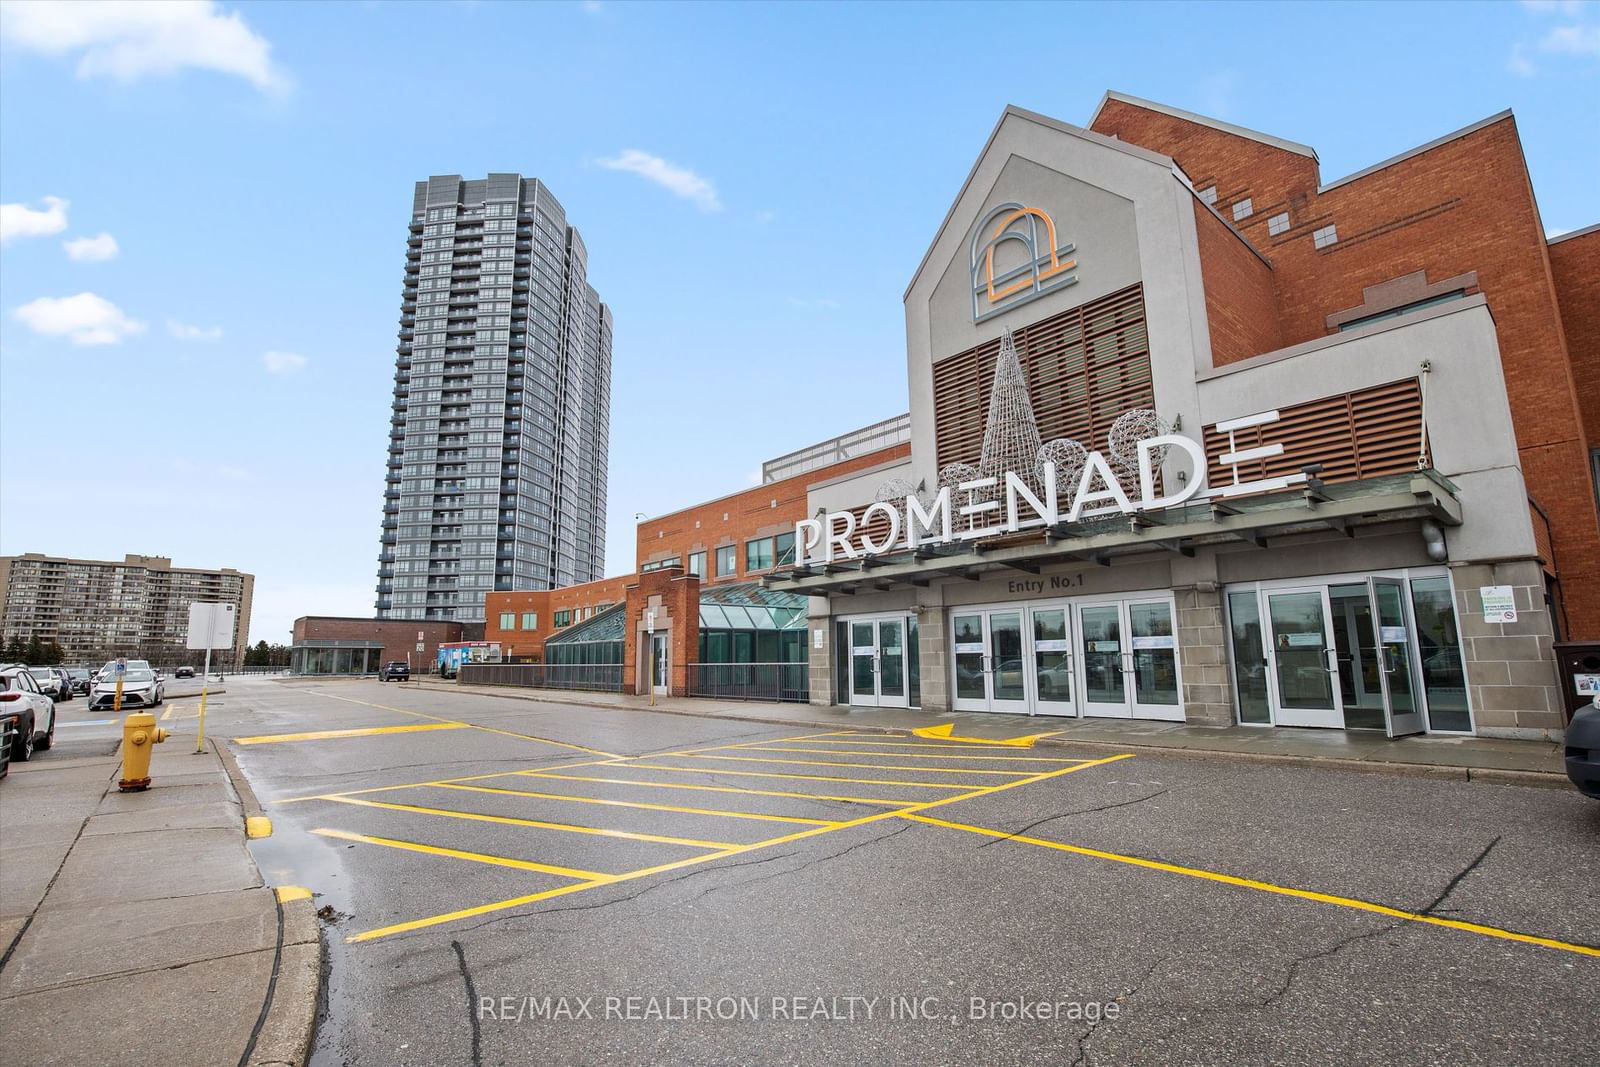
[0,738,322,1067]
[403,679,1569,786]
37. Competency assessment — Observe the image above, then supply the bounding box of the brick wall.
[1548,230,1600,446]
[482,575,633,660]
[1092,101,1600,638]
[291,616,463,672]
[1191,199,1282,366]
[634,442,912,586]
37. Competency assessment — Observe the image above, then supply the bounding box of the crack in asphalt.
[451,939,483,1067]
[976,789,1172,848]
[687,823,913,905]
[1070,952,1174,1067]
[1150,835,1505,1046]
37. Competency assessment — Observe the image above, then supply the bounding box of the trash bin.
[1553,641,1600,726]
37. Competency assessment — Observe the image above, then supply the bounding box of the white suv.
[0,665,57,763]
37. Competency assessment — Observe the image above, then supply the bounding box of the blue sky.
[1,0,1595,643]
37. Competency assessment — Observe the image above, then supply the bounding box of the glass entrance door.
[1077,600,1183,721]
[1264,589,1342,728]
[651,633,669,696]
[948,609,1029,714]
[1371,577,1424,737]
[1031,608,1074,715]
[1079,603,1129,719]
[847,618,910,709]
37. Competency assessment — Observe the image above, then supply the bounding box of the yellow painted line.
[900,813,1600,960]
[348,753,1134,943]
[626,763,981,790]
[235,722,468,745]
[750,737,1098,758]
[273,755,627,804]
[275,886,312,903]
[316,691,622,758]
[319,795,741,850]
[912,722,1062,747]
[515,770,918,808]
[160,704,187,722]
[245,816,273,839]
[311,828,611,881]
[428,783,838,826]
[670,753,1034,777]
[734,744,1096,764]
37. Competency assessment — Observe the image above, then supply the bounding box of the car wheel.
[13,716,35,763]
[36,712,54,752]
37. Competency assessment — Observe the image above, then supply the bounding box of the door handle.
[1323,647,1338,674]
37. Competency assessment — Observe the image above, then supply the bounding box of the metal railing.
[458,662,624,693]
[687,662,810,703]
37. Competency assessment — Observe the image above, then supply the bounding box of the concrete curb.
[218,738,324,1067]
[401,679,1571,791]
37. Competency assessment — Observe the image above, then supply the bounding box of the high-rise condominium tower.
[375,174,612,623]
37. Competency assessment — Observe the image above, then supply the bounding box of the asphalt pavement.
[170,676,1600,1067]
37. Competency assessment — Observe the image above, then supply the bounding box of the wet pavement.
[208,677,1597,1066]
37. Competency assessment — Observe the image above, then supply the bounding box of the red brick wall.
[622,570,700,696]
[1192,198,1282,366]
[1092,101,1600,638]
[291,617,462,673]
[634,442,912,586]
[482,575,633,661]
[1549,230,1600,446]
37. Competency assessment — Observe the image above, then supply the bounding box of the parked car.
[0,665,57,762]
[25,666,65,702]
[51,667,74,701]
[380,661,410,682]
[175,666,195,679]
[1565,693,1600,800]
[67,669,91,695]
[89,666,163,710]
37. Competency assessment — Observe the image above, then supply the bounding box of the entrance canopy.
[768,471,1461,596]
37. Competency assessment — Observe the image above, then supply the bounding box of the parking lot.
[194,678,1600,1065]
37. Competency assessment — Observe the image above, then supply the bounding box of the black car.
[380,661,411,682]
[1565,695,1600,799]
[175,666,195,679]
[67,669,91,695]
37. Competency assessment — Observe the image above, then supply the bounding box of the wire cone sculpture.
[978,327,1044,489]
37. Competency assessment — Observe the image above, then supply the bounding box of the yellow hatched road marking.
[900,813,1600,960]
[236,723,468,745]
[515,770,918,808]
[314,690,622,759]
[670,753,1034,777]
[319,795,741,850]
[733,744,1097,764]
[160,704,188,722]
[427,782,838,826]
[626,764,981,790]
[273,756,627,805]
[756,737,1099,756]
[311,828,612,881]
[347,753,1135,942]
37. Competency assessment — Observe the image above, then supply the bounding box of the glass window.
[1228,591,1271,724]
[716,545,737,577]
[1197,186,1217,205]
[775,531,795,566]
[687,551,706,578]
[1267,212,1290,236]
[1313,224,1338,249]
[1410,577,1470,732]
[522,611,537,630]
[1232,198,1253,221]
[498,612,516,630]
[746,537,774,572]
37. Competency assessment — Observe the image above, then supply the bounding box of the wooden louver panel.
[1204,378,1428,491]
[932,284,1154,470]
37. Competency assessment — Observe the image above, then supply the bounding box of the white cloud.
[13,292,145,345]
[1541,22,1600,53]
[262,350,307,374]
[0,195,69,243]
[596,149,722,212]
[0,0,289,93]
[168,319,223,341]
[1508,43,1539,75]
[63,231,119,261]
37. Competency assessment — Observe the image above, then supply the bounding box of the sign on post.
[184,602,235,755]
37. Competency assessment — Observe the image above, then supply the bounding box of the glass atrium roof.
[699,582,808,632]
[545,602,627,645]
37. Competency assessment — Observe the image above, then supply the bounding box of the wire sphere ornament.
[937,462,981,491]
[1036,438,1089,495]
[1107,409,1173,482]
[874,477,919,504]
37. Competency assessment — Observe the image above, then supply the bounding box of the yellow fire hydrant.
[118,712,170,792]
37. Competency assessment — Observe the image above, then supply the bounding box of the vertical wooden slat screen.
[932,284,1154,469]
[1204,378,1428,491]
